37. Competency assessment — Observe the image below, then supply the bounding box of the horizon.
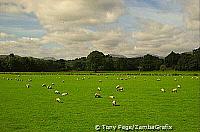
[1,47,199,61]
[0,0,199,60]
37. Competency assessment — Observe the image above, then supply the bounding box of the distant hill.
[42,57,57,61]
[109,54,127,58]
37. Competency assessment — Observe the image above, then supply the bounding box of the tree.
[87,51,105,72]
[141,54,163,71]
[165,51,180,69]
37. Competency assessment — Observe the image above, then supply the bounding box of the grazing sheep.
[112,100,116,106]
[47,85,52,89]
[157,79,161,81]
[26,84,30,88]
[77,78,79,80]
[117,87,124,91]
[177,85,181,88]
[99,80,102,82]
[62,80,64,83]
[52,83,55,85]
[172,88,177,92]
[28,79,32,82]
[116,85,120,89]
[61,93,68,96]
[97,87,101,91]
[42,84,46,87]
[109,96,115,99]
[160,88,165,92]
[120,78,123,80]
[174,78,177,81]
[95,93,101,98]
[56,98,61,103]
[55,90,60,94]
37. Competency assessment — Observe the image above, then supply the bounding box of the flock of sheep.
[41,82,69,103]
[2,75,68,103]
[157,78,181,93]
[94,83,124,106]
[1,74,199,106]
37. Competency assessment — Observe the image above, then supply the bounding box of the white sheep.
[42,84,46,87]
[55,90,60,94]
[47,85,52,89]
[172,88,177,92]
[174,78,177,81]
[52,83,55,85]
[99,80,102,82]
[117,87,123,91]
[157,79,161,81]
[177,85,181,88]
[62,93,68,96]
[95,93,101,98]
[109,96,115,99]
[56,98,61,103]
[97,87,101,91]
[26,84,30,88]
[62,80,64,83]
[116,85,120,89]
[160,88,165,92]
[112,100,116,106]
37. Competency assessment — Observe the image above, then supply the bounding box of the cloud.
[17,0,123,31]
[0,32,15,39]
[0,1,25,14]
[0,0,199,59]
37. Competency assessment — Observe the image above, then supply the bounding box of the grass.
[0,72,199,132]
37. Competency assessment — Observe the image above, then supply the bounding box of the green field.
[0,72,199,132]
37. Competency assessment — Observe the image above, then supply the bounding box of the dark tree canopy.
[87,51,105,72]
[0,47,199,72]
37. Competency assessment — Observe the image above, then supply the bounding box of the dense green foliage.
[0,72,199,131]
[0,47,199,72]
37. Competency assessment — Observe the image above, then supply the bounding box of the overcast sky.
[0,0,199,59]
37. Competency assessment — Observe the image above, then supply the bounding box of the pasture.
[0,72,199,132]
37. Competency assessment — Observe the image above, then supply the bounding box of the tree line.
[0,47,199,72]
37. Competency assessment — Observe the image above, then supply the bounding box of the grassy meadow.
[0,71,199,132]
